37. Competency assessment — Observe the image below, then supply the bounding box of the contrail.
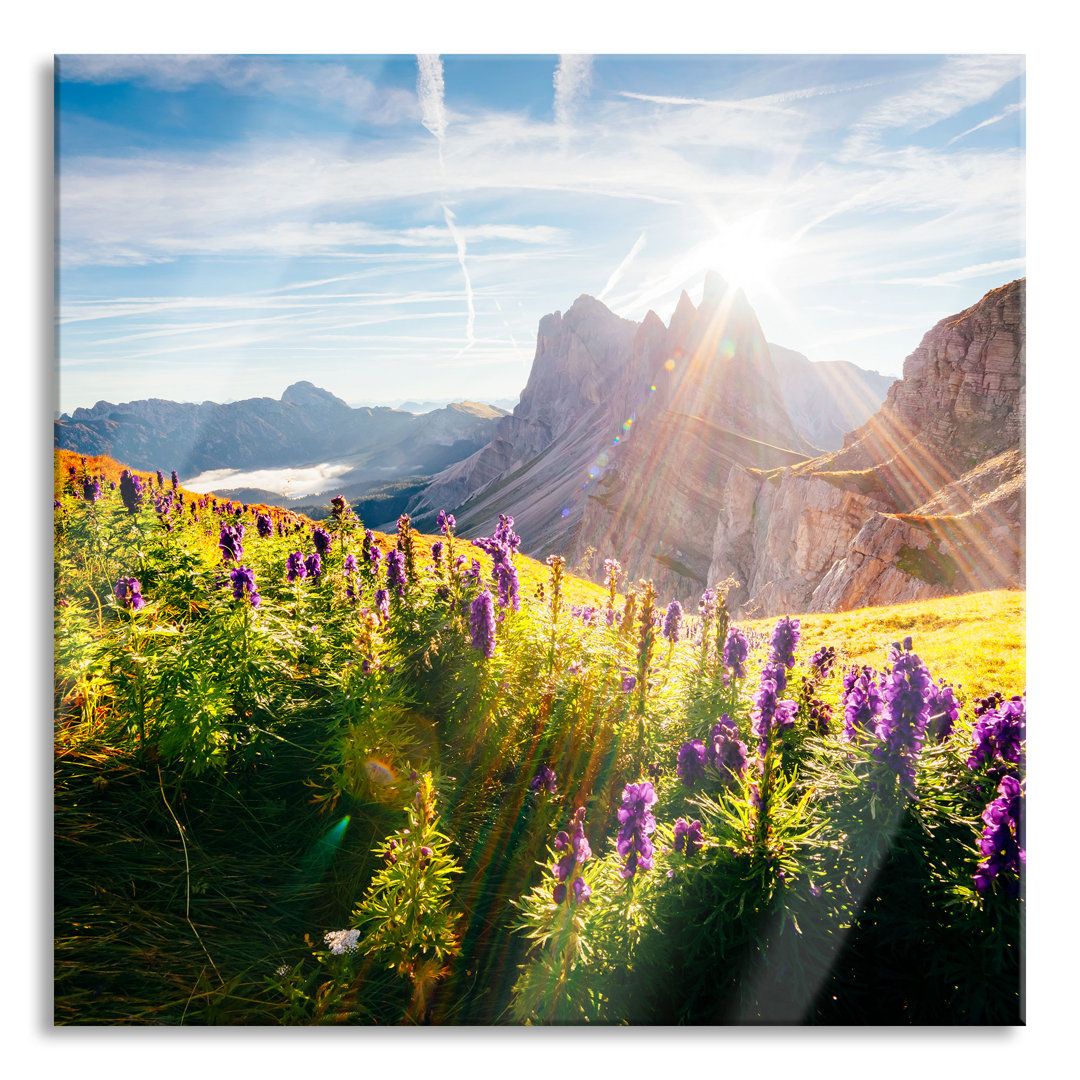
[598,232,647,301]
[554,55,593,129]
[443,206,475,342]
[416,54,474,346]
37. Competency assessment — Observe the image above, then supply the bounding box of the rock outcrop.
[708,279,1025,615]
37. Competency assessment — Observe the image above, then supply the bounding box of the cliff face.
[708,279,1026,615]
[571,274,814,598]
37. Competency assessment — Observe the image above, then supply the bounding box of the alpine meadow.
[53,52,1025,1026]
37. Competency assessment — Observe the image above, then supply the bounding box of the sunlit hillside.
[53,450,1025,1025]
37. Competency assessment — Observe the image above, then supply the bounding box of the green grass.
[747,589,1025,702]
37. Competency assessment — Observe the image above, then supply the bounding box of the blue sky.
[55,53,1024,413]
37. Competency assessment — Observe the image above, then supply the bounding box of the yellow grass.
[746,589,1025,702]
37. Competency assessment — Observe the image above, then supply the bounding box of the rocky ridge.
[708,279,1025,615]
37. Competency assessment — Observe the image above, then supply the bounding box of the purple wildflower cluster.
[552,807,592,905]
[968,695,1026,770]
[386,549,406,596]
[842,665,883,743]
[82,476,102,503]
[677,715,748,790]
[305,553,323,583]
[751,661,798,752]
[676,739,707,786]
[707,714,748,786]
[256,513,272,539]
[472,515,521,614]
[114,576,145,611]
[768,616,801,688]
[810,645,837,679]
[119,470,144,514]
[662,600,683,643]
[312,527,331,557]
[286,552,306,582]
[218,523,244,562]
[616,781,657,880]
[722,626,749,679]
[529,765,557,795]
[436,510,456,535]
[673,817,703,856]
[469,588,497,658]
[926,680,960,744]
[230,565,261,607]
[974,774,1024,896]
[873,640,933,791]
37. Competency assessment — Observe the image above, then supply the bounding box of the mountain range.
[407,274,1024,614]
[54,383,507,501]
[54,270,1023,615]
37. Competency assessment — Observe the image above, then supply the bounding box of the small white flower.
[323,929,360,955]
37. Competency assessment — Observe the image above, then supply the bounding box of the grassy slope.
[54,449,1021,699]
[746,589,1025,702]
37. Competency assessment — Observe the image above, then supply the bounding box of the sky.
[55,53,1024,414]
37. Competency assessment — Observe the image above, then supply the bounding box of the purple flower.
[698,589,717,619]
[973,774,1024,896]
[305,552,322,582]
[312,527,331,556]
[218,523,245,563]
[171,470,179,490]
[842,665,883,743]
[155,470,164,489]
[431,540,444,565]
[436,510,456,535]
[752,662,798,749]
[603,558,621,586]
[707,715,748,787]
[113,576,145,611]
[256,513,272,538]
[926,680,959,743]
[968,696,1026,770]
[230,565,261,607]
[375,588,390,619]
[673,818,703,856]
[469,589,497,658]
[286,551,307,582]
[810,645,837,679]
[551,807,591,905]
[621,672,637,693]
[473,515,522,613]
[662,600,683,643]
[119,470,144,514]
[386,549,406,596]
[873,641,933,791]
[676,739,708,788]
[530,765,557,795]
[617,781,658,879]
[769,616,801,672]
[722,627,749,679]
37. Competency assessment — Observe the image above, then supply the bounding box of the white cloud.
[842,54,1023,157]
[876,257,1026,287]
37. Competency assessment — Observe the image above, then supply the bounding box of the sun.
[694,211,792,295]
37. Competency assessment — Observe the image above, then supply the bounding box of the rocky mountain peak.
[280,381,351,410]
